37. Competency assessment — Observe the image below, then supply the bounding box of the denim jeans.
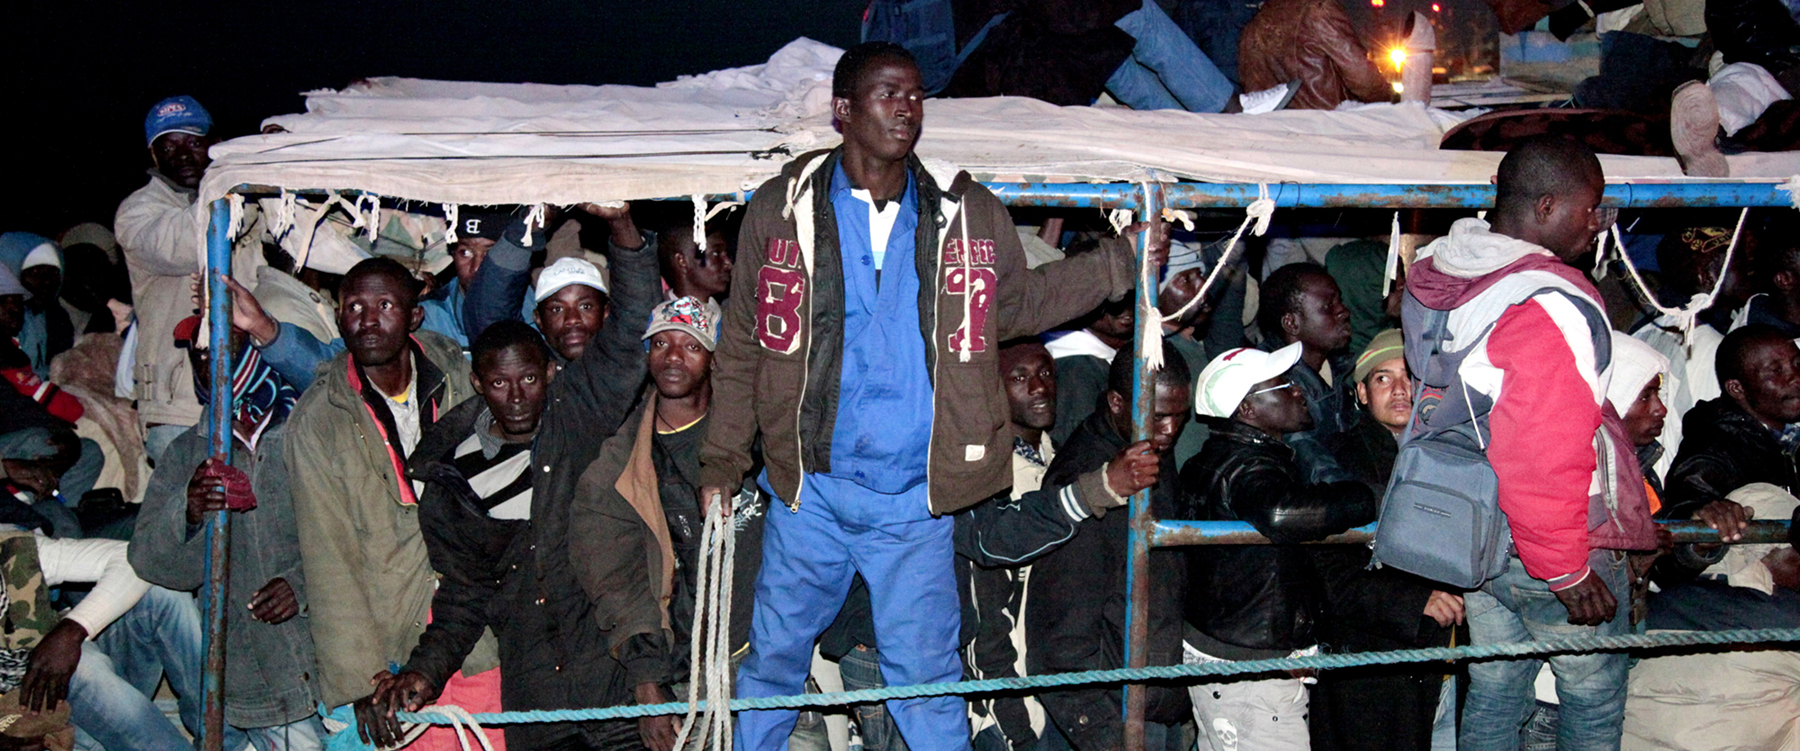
[1106,0,1235,112]
[244,717,327,751]
[1461,551,1631,751]
[69,586,241,751]
[1175,0,1259,86]
[841,645,910,751]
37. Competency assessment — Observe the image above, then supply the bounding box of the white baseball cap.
[1193,342,1303,418]
[534,257,608,303]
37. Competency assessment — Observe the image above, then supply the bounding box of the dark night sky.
[3,0,863,237]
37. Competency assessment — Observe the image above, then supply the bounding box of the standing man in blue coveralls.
[697,42,1165,751]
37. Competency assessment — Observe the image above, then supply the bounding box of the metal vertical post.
[1121,184,1162,750]
[201,197,234,751]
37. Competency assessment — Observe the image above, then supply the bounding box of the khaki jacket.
[114,172,263,428]
[284,331,496,708]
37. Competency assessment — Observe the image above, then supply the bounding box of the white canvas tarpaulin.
[199,37,1800,212]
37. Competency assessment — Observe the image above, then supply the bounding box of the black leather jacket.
[1178,420,1377,656]
[1664,397,1798,518]
[1657,397,1799,584]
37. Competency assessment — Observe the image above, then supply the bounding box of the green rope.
[397,626,1800,725]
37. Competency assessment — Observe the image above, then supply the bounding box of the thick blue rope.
[397,626,1800,725]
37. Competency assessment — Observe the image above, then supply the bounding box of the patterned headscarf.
[185,317,299,452]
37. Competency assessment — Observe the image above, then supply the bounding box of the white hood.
[1416,217,1556,280]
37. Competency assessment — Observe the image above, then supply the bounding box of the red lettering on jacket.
[757,267,806,354]
[765,238,802,270]
[943,238,996,266]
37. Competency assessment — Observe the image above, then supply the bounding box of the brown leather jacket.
[1238,0,1391,110]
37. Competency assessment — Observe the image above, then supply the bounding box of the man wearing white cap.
[1179,341,1379,751]
[462,203,647,366]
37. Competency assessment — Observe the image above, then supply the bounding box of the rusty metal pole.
[201,197,234,751]
[1121,183,1163,751]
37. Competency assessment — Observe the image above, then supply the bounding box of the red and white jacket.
[1409,219,1657,590]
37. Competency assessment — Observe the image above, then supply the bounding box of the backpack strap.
[1404,277,1611,443]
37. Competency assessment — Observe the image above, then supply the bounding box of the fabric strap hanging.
[1142,185,1274,370]
[1607,206,1748,347]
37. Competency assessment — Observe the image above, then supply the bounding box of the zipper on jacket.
[924,190,954,517]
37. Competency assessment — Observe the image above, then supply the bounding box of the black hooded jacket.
[1025,407,1188,749]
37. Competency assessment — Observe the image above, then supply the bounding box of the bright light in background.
[1370,0,1384,7]
[1392,81,1405,94]
[1388,48,1407,68]
[1431,2,1441,9]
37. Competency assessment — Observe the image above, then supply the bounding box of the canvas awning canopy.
[199,37,1800,213]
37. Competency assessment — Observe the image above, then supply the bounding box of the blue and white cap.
[144,96,213,147]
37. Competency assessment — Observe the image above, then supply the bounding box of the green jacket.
[284,331,497,708]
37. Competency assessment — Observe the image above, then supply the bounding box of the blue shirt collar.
[831,161,916,211]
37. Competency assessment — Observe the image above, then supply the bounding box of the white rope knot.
[424,704,496,751]
[443,204,460,244]
[1608,206,1747,348]
[688,194,745,248]
[521,204,547,248]
[1107,208,1134,235]
[1144,185,1274,371]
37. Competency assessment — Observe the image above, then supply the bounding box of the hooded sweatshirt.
[1407,218,1656,590]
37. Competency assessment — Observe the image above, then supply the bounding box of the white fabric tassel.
[225,193,246,247]
[357,193,381,242]
[270,189,296,241]
[521,204,547,247]
[692,194,708,248]
[1147,184,1274,370]
[1383,211,1401,297]
[443,204,460,244]
[1592,229,1608,278]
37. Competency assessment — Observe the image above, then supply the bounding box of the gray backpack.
[1371,279,1610,589]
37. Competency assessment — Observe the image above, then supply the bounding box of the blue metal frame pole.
[982,181,1797,209]
[1122,184,1161,749]
[201,198,233,751]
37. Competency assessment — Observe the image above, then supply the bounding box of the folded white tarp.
[199,37,1800,211]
